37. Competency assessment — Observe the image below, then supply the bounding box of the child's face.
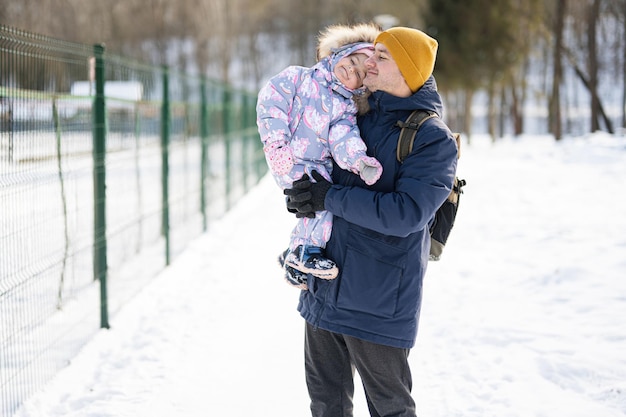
[333,53,369,90]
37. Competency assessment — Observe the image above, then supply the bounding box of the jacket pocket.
[336,230,407,318]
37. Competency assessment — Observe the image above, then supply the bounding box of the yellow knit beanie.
[375,27,438,93]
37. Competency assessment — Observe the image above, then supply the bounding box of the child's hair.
[316,22,381,61]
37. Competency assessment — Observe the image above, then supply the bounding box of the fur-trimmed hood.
[316,22,381,61]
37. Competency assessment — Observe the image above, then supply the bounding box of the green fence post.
[133,101,143,254]
[200,77,209,231]
[250,94,263,182]
[161,66,171,265]
[223,87,232,210]
[93,43,109,329]
[241,93,250,193]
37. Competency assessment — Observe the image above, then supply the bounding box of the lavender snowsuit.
[257,42,382,250]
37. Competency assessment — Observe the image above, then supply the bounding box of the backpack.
[396,110,466,261]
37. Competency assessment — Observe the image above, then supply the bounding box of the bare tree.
[549,0,566,140]
[588,0,601,132]
[622,0,626,129]
[562,0,614,134]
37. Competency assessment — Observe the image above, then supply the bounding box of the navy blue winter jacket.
[297,76,458,349]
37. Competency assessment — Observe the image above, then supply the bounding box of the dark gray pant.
[304,322,416,417]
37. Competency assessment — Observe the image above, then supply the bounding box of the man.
[285,27,458,417]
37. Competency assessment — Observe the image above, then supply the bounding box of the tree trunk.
[550,0,566,141]
[463,89,474,145]
[499,86,507,139]
[487,81,497,142]
[588,0,600,132]
[510,64,526,137]
[623,0,626,129]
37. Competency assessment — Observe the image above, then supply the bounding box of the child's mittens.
[357,156,383,185]
[265,142,294,176]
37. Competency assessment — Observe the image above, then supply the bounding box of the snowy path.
[13,134,626,417]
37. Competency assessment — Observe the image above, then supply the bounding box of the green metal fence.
[0,25,266,417]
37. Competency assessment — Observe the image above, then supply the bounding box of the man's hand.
[284,171,332,218]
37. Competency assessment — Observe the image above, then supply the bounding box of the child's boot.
[284,245,338,279]
[284,265,308,290]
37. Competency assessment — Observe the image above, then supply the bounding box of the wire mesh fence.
[0,25,266,417]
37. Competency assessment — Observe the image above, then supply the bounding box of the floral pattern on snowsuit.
[256,43,381,250]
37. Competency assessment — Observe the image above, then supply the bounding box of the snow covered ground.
[11,133,626,417]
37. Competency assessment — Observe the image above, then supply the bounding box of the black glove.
[287,197,313,218]
[286,195,312,218]
[285,196,298,214]
[284,174,314,218]
[284,171,332,218]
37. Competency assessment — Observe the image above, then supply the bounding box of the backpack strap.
[396,110,437,163]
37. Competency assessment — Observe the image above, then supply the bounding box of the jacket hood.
[316,22,381,61]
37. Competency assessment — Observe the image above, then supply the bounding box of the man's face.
[363,43,412,97]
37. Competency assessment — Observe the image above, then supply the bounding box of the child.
[256,23,382,290]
